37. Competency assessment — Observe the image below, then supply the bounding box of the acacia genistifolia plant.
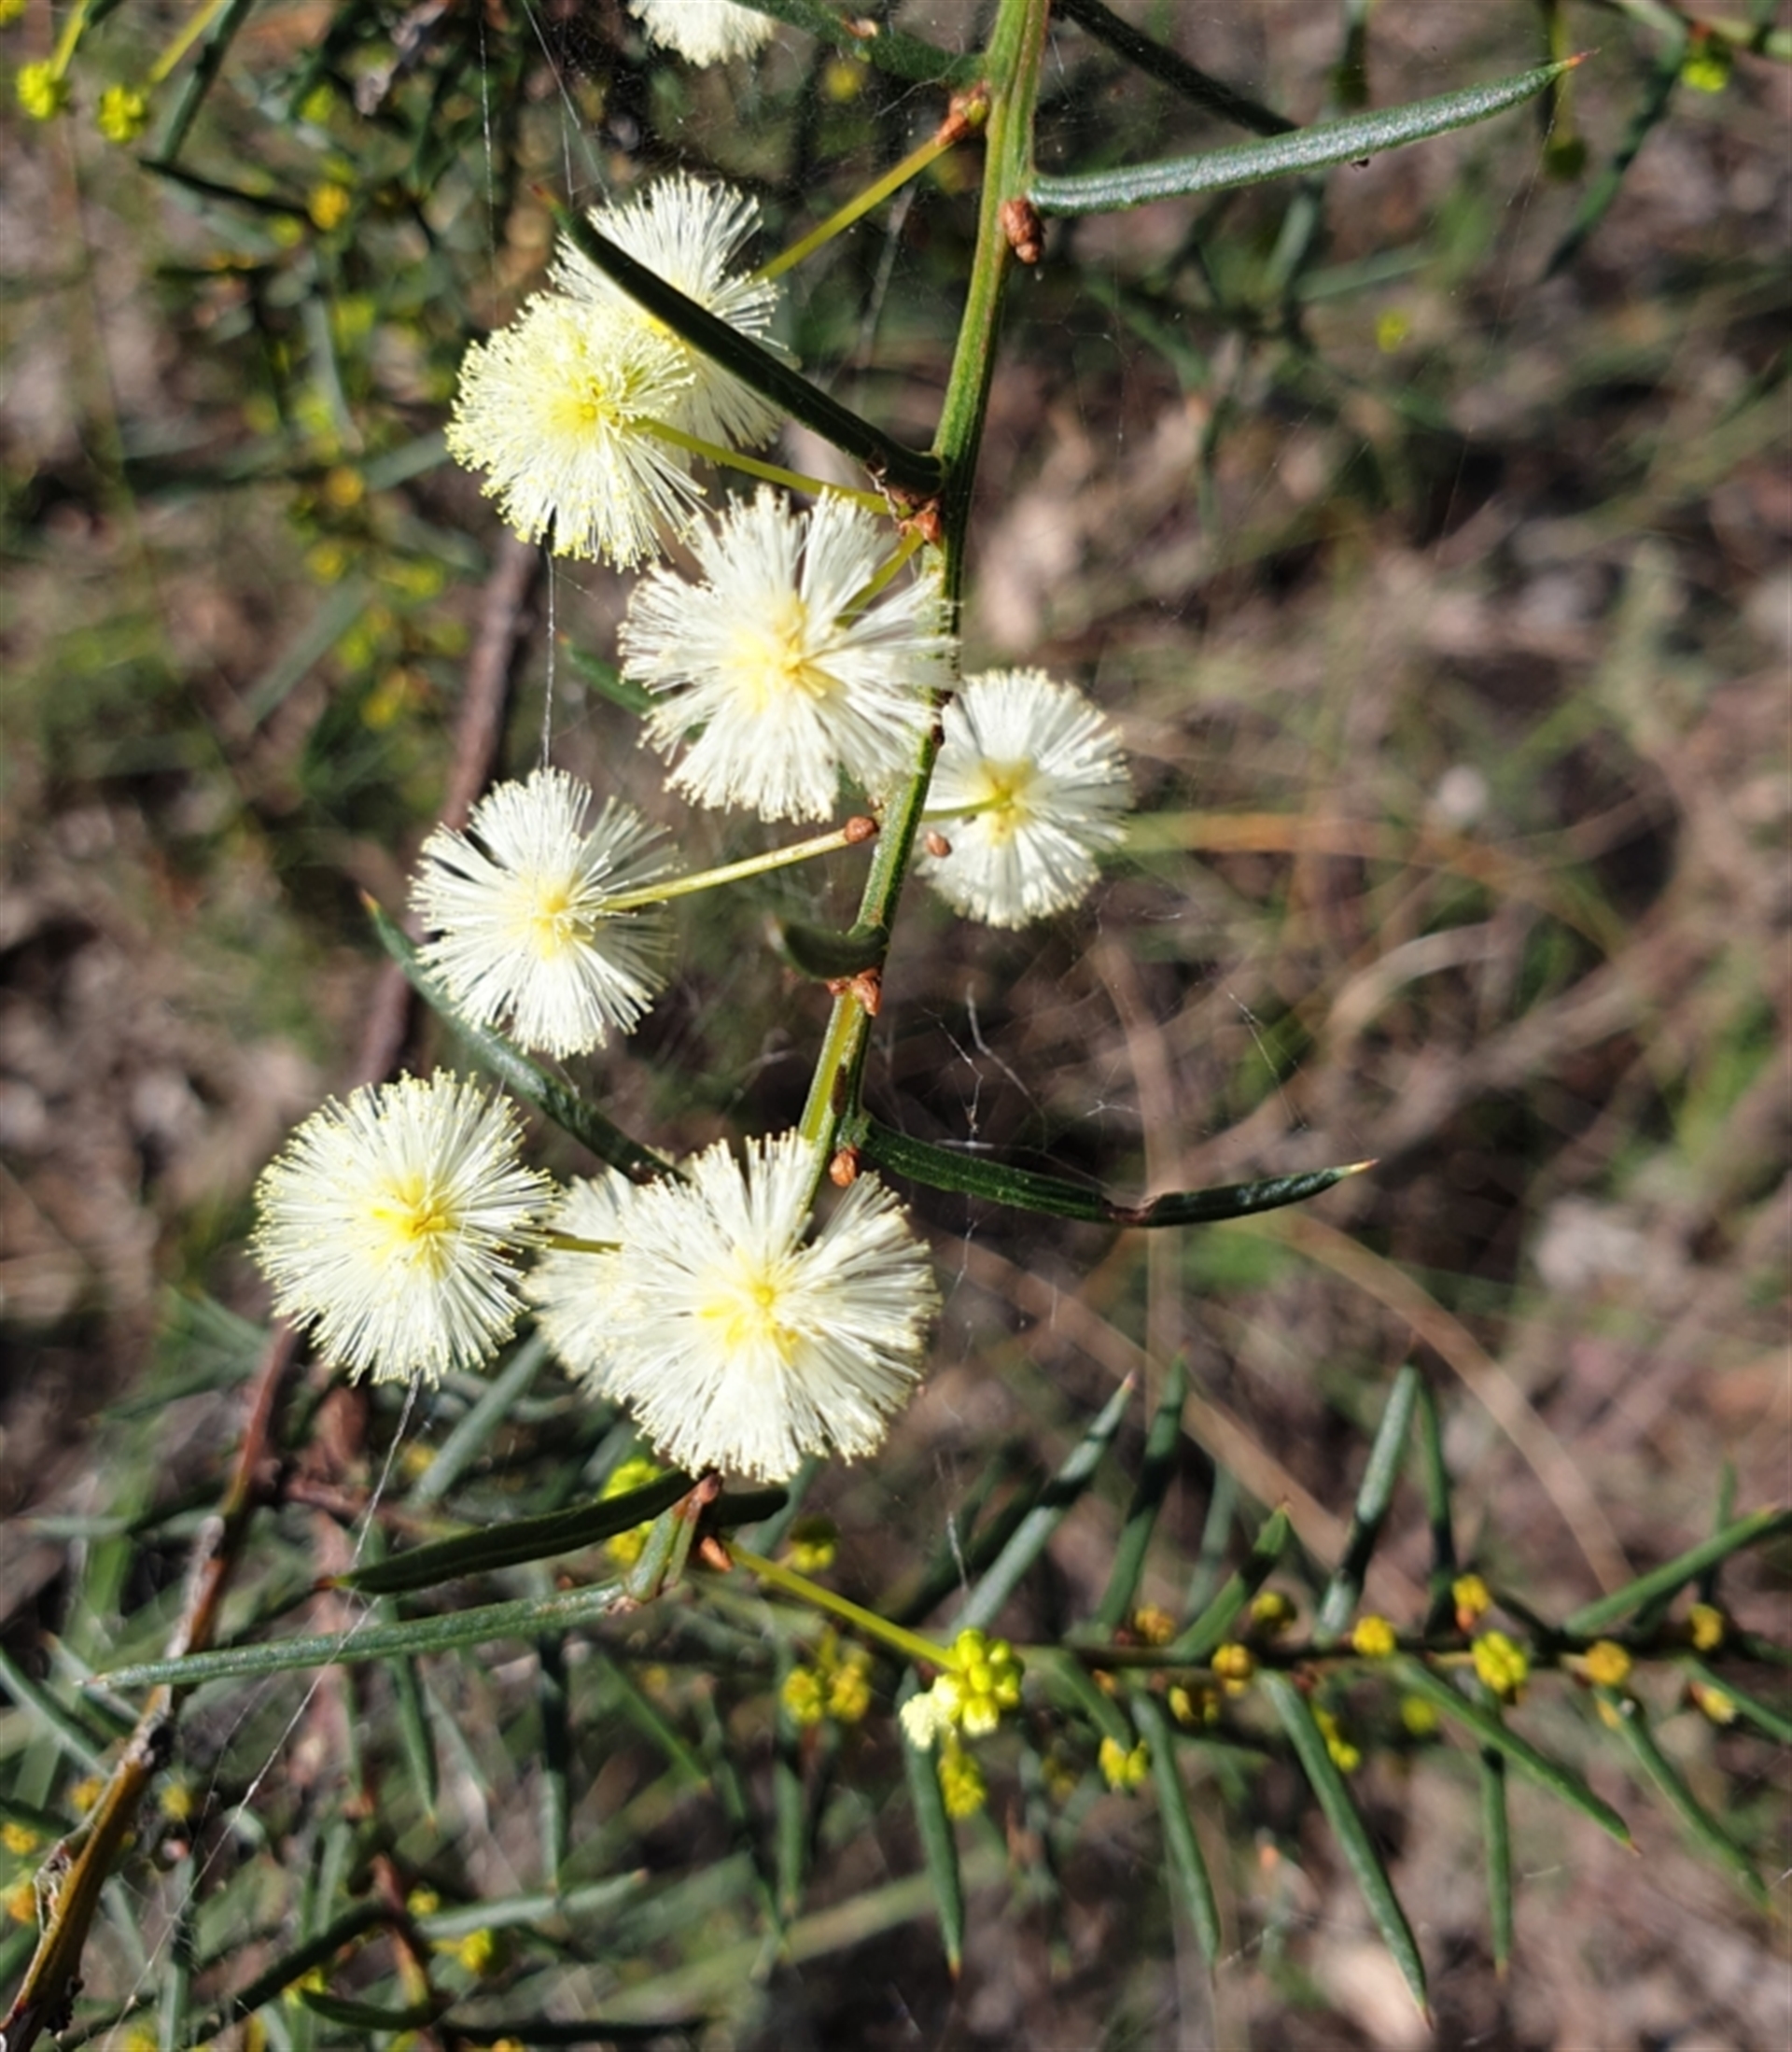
[4,4,1787,2046]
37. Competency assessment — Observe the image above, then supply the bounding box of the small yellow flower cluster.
[157,1778,198,1825]
[1400,1694,1440,1738]
[1211,1642,1256,1694]
[935,1739,987,1820]
[0,1821,41,1858]
[1314,1707,1362,1774]
[1169,1683,1220,1728]
[1452,1573,1492,1630]
[781,1633,873,1729]
[600,1455,666,1568]
[1687,1603,1725,1653]
[307,181,353,232]
[1350,1613,1397,1660]
[937,1628,1024,1738]
[784,1517,839,1576]
[1248,1591,1296,1636]
[17,60,70,119]
[1576,1639,1633,1692]
[1099,1736,1151,1792]
[446,1926,505,1977]
[899,1630,1024,1750]
[1471,1630,1530,1703]
[96,84,149,143]
[1130,1605,1175,1647]
[1688,1680,1737,1726]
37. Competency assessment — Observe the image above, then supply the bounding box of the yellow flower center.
[700,1258,800,1363]
[368,1172,455,1275]
[966,759,1038,843]
[725,594,834,711]
[523,876,580,958]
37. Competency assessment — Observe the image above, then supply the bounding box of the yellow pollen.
[700,1261,799,1360]
[969,760,1037,843]
[726,595,833,711]
[525,878,580,958]
[368,1173,455,1273]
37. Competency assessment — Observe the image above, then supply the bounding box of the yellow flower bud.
[308,181,352,232]
[1471,1630,1529,1703]
[1579,1639,1632,1691]
[785,1516,838,1575]
[1099,1736,1151,1792]
[944,1628,1023,1736]
[18,62,71,121]
[1452,1573,1492,1628]
[1314,1707,1362,1774]
[1249,1591,1296,1635]
[825,1652,872,1726]
[5,1877,35,1926]
[1399,1694,1440,1738]
[1,1821,41,1857]
[936,1742,987,1820]
[96,84,151,143]
[158,1778,197,1824]
[1680,36,1732,93]
[1376,307,1413,353]
[1169,1684,1220,1728]
[1351,1614,1397,1660]
[1689,1680,1737,1726]
[781,1667,826,1728]
[69,1777,105,1816]
[1687,1603,1725,1653]
[822,57,863,103]
[1211,1642,1256,1692]
[1131,1605,1175,1646]
[452,1926,503,1976]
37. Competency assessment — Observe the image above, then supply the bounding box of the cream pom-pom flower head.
[553,176,786,454]
[620,488,949,822]
[536,1132,939,1483]
[920,668,1131,927]
[446,293,702,569]
[626,0,777,65]
[411,768,674,1060]
[252,1075,552,1384]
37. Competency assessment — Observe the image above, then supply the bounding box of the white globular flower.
[525,1169,638,1381]
[411,768,676,1060]
[626,0,777,65]
[553,176,786,453]
[620,488,950,822]
[446,293,702,567]
[899,1689,949,1753]
[562,1132,940,1483]
[920,668,1131,927]
[252,1074,552,1384]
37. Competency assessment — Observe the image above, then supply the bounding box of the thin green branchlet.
[259,17,1129,1478]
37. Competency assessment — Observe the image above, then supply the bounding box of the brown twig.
[2,1326,300,2052]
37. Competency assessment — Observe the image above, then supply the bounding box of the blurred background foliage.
[1,2,1788,2046]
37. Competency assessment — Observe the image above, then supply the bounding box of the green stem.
[147,0,232,82]
[603,819,876,913]
[727,1543,948,1670]
[760,121,975,282]
[639,418,889,513]
[796,0,1053,1160]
